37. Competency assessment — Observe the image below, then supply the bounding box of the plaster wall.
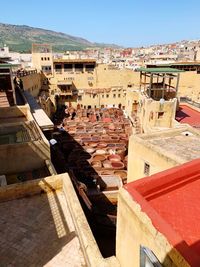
[21,73,42,97]
[116,188,190,267]
[0,142,46,174]
[127,135,181,182]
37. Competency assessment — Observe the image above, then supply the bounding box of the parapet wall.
[0,173,120,267]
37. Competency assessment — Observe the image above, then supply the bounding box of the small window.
[41,57,44,61]
[113,94,116,98]
[48,57,50,60]
[102,94,104,98]
[78,95,82,101]
[44,57,47,60]
[118,94,121,98]
[106,94,109,98]
[158,112,164,119]
[55,64,62,72]
[144,162,150,176]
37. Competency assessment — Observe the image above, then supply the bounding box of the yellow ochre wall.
[116,187,190,267]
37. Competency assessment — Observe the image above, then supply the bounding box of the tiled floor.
[0,191,86,267]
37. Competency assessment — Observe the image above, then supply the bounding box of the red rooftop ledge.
[176,104,200,128]
[125,159,200,267]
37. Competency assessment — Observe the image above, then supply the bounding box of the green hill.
[0,23,120,52]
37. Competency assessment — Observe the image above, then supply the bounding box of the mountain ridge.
[0,22,121,52]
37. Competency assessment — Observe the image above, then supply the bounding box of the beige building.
[127,126,200,182]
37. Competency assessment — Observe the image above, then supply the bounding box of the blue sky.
[1,0,200,47]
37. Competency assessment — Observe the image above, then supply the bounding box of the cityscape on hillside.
[1,9,200,267]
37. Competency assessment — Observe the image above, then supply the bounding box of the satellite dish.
[159,98,165,105]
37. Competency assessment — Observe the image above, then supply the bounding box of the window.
[55,64,62,72]
[64,64,73,72]
[140,246,162,267]
[41,57,44,61]
[78,95,82,101]
[42,66,51,72]
[75,64,83,71]
[106,94,109,98]
[86,64,95,71]
[118,94,121,98]
[158,112,164,119]
[144,162,150,176]
[102,94,104,98]
[113,94,116,98]
[47,57,50,61]
[44,57,47,60]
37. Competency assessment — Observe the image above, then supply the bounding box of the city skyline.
[1,0,200,47]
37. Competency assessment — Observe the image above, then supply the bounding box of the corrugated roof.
[138,67,184,73]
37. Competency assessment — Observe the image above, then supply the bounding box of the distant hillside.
[0,23,120,52]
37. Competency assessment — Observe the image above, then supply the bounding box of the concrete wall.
[21,72,42,97]
[0,105,28,122]
[178,71,200,102]
[137,96,177,132]
[0,142,47,175]
[0,173,62,202]
[116,187,190,267]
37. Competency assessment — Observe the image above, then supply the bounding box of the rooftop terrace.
[0,175,86,267]
[139,127,200,163]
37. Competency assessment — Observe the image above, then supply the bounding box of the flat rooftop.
[24,91,54,131]
[125,158,200,266]
[139,127,200,162]
[53,58,96,63]
[0,176,85,266]
[176,104,200,128]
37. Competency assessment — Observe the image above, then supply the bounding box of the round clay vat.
[114,170,127,179]
[89,143,98,148]
[102,160,112,169]
[92,154,106,162]
[91,160,102,168]
[108,154,121,162]
[98,142,107,148]
[85,147,96,154]
[100,170,114,175]
[95,149,107,155]
[111,161,124,170]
